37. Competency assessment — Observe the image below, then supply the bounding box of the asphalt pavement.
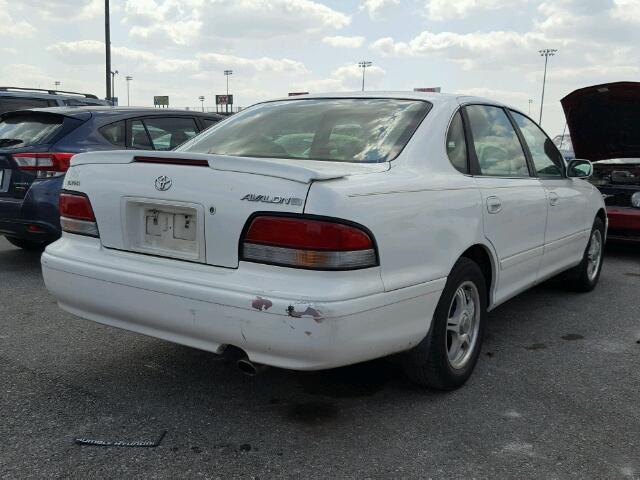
[1,236,639,479]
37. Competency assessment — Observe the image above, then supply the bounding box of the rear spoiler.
[70,151,388,184]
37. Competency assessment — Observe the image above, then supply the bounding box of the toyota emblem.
[155,175,172,191]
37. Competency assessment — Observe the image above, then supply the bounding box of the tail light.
[13,152,74,178]
[59,191,99,237]
[241,215,378,270]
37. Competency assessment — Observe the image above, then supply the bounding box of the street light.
[224,69,233,114]
[199,95,205,112]
[110,70,118,105]
[54,81,61,90]
[358,61,372,92]
[538,48,557,125]
[125,75,133,106]
[528,98,533,116]
[105,0,112,101]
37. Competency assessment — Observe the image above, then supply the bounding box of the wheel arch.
[459,243,497,307]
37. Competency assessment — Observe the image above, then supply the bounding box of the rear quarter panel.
[304,102,489,293]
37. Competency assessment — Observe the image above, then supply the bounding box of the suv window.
[511,111,565,177]
[0,113,64,148]
[0,97,55,114]
[130,120,153,149]
[99,121,125,147]
[143,117,198,150]
[446,111,468,173]
[465,105,529,177]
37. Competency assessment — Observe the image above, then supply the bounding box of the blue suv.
[0,87,110,113]
[0,106,222,249]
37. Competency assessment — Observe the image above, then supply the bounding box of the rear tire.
[564,217,605,292]
[5,236,46,251]
[404,257,487,390]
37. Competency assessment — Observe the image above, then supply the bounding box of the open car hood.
[561,82,640,161]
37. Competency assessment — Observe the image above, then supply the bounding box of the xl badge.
[155,175,172,191]
[241,194,303,206]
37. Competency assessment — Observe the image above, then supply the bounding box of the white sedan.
[42,92,606,390]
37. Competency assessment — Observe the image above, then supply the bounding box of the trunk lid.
[67,150,387,268]
[561,82,640,161]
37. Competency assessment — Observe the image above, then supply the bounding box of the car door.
[462,104,549,305]
[510,111,590,279]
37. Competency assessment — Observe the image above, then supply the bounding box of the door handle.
[486,196,502,214]
[549,192,559,206]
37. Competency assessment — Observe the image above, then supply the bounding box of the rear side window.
[446,111,468,173]
[0,97,55,114]
[511,111,565,177]
[130,120,153,149]
[99,121,125,147]
[143,117,198,150]
[182,98,432,163]
[0,113,64,148]
[202,118,220,129]
[128,117,199,150]
[465,105,529,177]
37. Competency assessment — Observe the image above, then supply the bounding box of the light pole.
[110,70,118,104]
[54,81,61,90]
[358,61,372,92]
[224,69,233,114]
[528,99,533,116]
[125,75,132,106]
[105,0,111,101]
[538,48,557,125]
[199,96,205,112]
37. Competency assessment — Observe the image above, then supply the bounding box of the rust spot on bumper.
[287,304,323,322]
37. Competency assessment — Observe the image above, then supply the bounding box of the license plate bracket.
[123,198,204,262]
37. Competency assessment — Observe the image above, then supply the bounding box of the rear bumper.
[0,176,63,243]
[41,235,445,370]
[606,206,640,242]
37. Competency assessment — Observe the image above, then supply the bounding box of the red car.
[562,82,640,242]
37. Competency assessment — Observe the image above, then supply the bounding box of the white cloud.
[425,0,528,21]
[611,0,640,23]
[47,40,307,75]
[16,0,103,21]
[0,0,36,37]
[290,62,386,93]
[123,0,351,45]
[371,30,549,69]
[360,0,399,20]
[322,35,366,48]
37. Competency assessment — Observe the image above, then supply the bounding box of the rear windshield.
[181,98,431,163]
[0,114,64,148]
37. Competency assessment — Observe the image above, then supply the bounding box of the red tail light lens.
[13,152,74,178]
[241,215,378,270]
[59,192,99,237]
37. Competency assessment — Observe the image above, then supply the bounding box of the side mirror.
[567,159,593,178]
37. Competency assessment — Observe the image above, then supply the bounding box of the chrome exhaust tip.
[237,358,268,376]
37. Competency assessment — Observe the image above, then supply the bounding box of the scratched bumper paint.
[42,235,445,370]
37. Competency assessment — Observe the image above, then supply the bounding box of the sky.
[2,0,640,135]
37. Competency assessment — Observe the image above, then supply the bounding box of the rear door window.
[130,120,153,149]
[142,117,199,150]
[465,105,530,177]
[0,113,64,148]
[0,97,55,114]
[99,121,126,147]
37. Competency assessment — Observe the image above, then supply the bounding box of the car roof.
[18,106,223,120]
[265,90,503,107]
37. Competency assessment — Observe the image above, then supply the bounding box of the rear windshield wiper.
[0,138,24,147]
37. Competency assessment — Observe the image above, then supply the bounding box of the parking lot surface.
[1,236,639,479]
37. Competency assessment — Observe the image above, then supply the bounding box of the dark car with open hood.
[562,82,640,242]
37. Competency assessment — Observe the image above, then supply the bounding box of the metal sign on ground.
[154,95,169,107]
